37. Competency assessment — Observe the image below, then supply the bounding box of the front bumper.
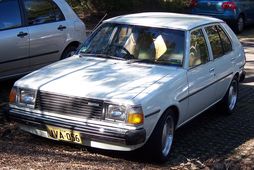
[8,108,146,151]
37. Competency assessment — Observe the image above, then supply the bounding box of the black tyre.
[219,77,239,115]
[61,45,78,59]
[233,15,245,34]
[146,109,175,163]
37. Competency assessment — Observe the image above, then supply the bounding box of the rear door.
[204,24,234,101]
[187,28,216,118]
[0,0,29,78]
[22,0,68,70]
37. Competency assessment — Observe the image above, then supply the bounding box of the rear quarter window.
[23,0,64,25]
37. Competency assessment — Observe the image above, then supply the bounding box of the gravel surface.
[0,27,254,170]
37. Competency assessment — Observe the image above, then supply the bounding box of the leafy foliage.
[67,0,192,16]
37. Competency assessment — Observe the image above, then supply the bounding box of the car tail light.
[222,1,237,10]
[190,0,198,7]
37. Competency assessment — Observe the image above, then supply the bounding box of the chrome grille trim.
[35,91,104,119]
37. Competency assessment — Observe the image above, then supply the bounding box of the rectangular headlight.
[105,104,144,125]
[106,104,127,121]
[18,88,36,108]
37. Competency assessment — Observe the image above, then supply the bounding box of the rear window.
[205,25,232,59]
[0,0,22,30]
[217,25,232,53]
[52,1,65,21]
[205,25,224,59]
[23,0,64,25]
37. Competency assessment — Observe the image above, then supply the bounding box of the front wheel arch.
[165,105,179,128]
[142,106,179,162]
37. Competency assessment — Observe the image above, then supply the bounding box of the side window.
[52,1,65,21]
[23,0,56,25]
[205,25,224,59]
[189,29,209,68]
[217,25,232,53]
[0,0,22,30]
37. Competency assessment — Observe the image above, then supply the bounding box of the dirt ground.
[0,27,254,169]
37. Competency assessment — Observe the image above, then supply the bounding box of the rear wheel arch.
[218,74,239,115]
[61,41,81,59]
[234,13,245,33]
[239,13,245,20]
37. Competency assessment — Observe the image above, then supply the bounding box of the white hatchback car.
[0,0,86,79]
[9,13,246,162]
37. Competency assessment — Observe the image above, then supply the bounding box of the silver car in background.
[0,0,86,79]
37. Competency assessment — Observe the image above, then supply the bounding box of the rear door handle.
[209,68,215,72]
[58,25,66,31]
[17,32,28,38]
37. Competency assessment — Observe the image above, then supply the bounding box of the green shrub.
[67,0,191,17]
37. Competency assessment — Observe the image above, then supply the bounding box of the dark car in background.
[190,0,254,33]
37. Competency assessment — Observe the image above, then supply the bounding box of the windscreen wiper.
[127,59,156,64]
[79,52,126,61]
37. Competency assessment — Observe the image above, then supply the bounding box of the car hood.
[16,56,180,101]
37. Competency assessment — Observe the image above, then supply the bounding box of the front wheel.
[145,109,175,163]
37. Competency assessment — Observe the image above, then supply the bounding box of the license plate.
[46,125,82,144]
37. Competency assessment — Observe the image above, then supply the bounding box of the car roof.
[104,12,223,31]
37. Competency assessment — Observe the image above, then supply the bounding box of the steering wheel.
[110,44,134,59]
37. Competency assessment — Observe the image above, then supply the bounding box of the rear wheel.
[233,15,245,34]
[146,109,175,163]
[219,76,239,115]
[61,45,78,60]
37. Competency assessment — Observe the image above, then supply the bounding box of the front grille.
[35,91,104,119]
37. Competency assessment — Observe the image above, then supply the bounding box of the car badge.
[88,102,100,107]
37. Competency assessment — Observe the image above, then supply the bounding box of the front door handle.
[58,25,66,31]
[17,32,28,38]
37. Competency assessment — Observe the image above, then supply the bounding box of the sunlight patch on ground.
[227,139,254,166]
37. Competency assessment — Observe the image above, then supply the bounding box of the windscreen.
[80,23,185,66]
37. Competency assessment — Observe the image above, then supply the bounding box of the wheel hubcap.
[228,80,238,111]
[238,17,244,32]
[162,116,174,157]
